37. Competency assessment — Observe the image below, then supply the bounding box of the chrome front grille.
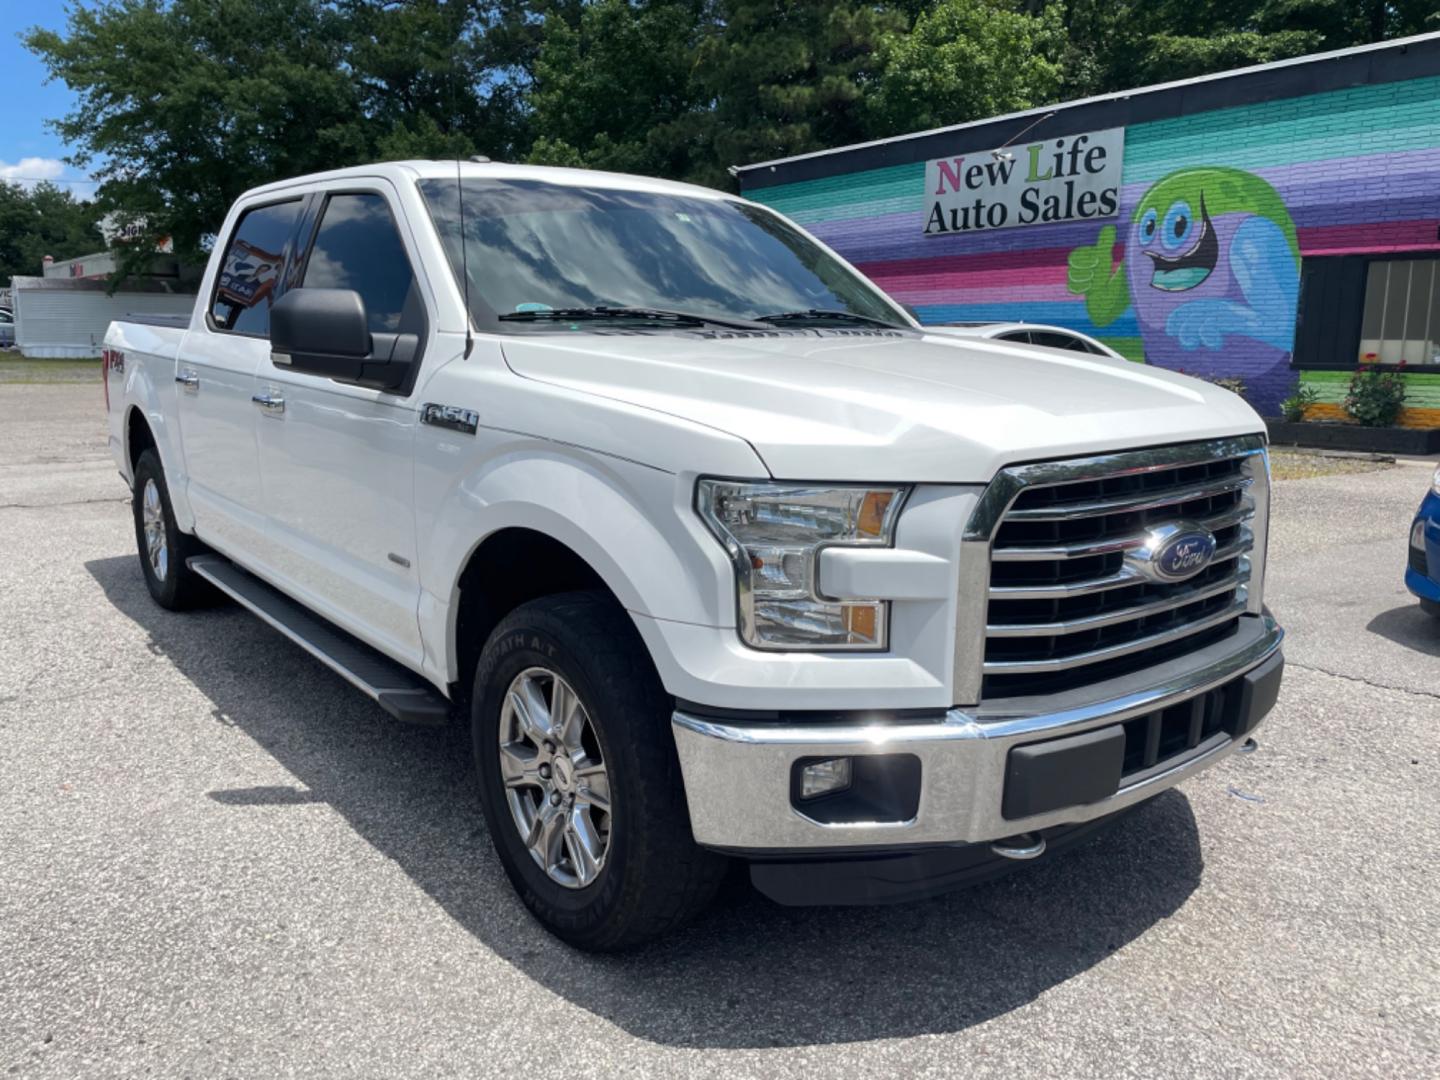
[963,436,1269,700]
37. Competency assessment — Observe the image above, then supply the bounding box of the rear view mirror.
[271,288,371,364]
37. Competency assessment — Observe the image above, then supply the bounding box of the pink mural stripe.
[1299,220,1440,255]
[855,245,1087,279]
[881,282,1076,306]
[868,261,1069,293]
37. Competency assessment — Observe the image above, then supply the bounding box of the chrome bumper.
[673,614,1283,852]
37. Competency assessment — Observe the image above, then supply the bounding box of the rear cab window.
[209,200,302,336]
[1030,330,1092,353]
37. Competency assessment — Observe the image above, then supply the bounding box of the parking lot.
[2,379,1437,1078]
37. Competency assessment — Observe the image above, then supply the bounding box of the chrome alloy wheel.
[498,667,612,889]
[141,478,168,582]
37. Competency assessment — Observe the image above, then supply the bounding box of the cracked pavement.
[1,383,1437,1078]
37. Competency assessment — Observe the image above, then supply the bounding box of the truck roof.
[242,160,734,203]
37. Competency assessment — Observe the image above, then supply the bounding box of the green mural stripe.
[1299,370,1440,408]
[1098,337,1146,362]
[1124,77,1440,181]
[750,163,923,215]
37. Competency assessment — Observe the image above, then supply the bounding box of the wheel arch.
[450,526,625,703]
[125,405,158,476]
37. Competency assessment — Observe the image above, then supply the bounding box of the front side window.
[418,179,906,331]
[210,200,301,336]
[302,193,420,334]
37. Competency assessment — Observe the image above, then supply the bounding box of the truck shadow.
[87,554,1203,1049]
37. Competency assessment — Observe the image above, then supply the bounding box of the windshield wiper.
[755,308,904,328]
[498,306,768,330]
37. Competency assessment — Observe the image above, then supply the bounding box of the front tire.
[131,449,212,610]
[471,591,725,951]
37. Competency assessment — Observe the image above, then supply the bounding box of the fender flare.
[421,449,734,685]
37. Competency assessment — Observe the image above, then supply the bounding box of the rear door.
[177,197,304,563]
[252,184,431,664]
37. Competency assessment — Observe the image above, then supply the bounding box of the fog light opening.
[799,757,853,800]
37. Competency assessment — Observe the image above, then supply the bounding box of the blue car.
[1407,466,1440,618]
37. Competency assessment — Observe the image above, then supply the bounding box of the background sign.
[923,127,1125,236]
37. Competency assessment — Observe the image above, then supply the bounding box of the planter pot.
[1264,418,1440,455]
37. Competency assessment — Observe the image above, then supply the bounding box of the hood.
[500,329,1265,483]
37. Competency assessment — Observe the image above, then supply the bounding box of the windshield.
[418,178,908,332]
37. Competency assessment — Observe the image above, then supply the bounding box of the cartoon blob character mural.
[1067,166,1301,414]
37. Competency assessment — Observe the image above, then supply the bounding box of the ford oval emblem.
[1125,522,1219,583]
[1155,528,1217,580]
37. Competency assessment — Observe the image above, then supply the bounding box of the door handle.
[176,369,199,390]
[251,391,285,414]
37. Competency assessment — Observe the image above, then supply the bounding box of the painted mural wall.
[748,74,1440,419]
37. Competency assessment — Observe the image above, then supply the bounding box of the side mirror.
[271,288,419,391]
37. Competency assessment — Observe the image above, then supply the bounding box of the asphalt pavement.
[1,382,1437,1078]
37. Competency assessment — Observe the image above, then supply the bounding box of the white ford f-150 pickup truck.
[104,161,1284,950]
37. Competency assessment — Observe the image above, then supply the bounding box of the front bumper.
[673,613,1283,853]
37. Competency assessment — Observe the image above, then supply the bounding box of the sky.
[0,2,100,197]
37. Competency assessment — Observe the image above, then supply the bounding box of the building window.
[1359,259,1440,365]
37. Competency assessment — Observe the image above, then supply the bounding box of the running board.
[187,555,451,727]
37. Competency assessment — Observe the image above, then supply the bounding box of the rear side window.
[301,193,420,334]
[1030,330,1091,353]
[997,331,1032,345]
[210,200,301,336]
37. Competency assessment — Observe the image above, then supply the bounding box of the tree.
[0,182,104,288]
[869,0,1065,136]
[694,0,909,186]
[526,0,711,180]
[1054,0,1440,96]
[26,0,369,277]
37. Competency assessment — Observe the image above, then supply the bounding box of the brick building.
[737,33,1440,427]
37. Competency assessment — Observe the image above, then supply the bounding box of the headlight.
[697,480,906,650]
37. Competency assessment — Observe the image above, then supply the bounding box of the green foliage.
[1344,365,1407,427]
[869,0,1064,136]
[1279,383,1320,422]
[693,1,910,187]
[21,0,1440,263]
[0,181,103,287]
[527,0,710,180]
[25,0,369,277]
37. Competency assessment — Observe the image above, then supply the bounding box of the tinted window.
[211,200,300,335]
[997,331,1032,345]
[302,193,419,333]
[1030,330,1092,353]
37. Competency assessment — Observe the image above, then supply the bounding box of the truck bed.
[121,312,192,330]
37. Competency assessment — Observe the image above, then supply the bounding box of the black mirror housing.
[271,288,374,377]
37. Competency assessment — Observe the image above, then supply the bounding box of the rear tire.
[471,590,726,951]
[131,449,213,611]
[1422,597,1440,620]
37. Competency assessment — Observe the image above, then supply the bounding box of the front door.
[253,187,430,666]
[177,197,304,565]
